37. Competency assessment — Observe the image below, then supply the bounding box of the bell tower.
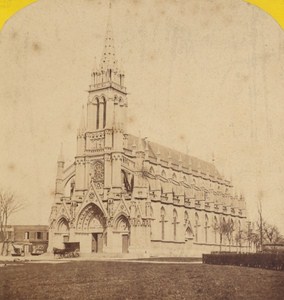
[75,10,127,196]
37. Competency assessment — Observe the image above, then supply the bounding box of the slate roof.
[126,134,222,180]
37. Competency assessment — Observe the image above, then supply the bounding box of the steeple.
[100,8,117,72]
[90,2,126,93]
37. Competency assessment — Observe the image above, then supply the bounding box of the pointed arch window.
[96,98,100,129]
[160,207,166,240]
[184,211,189,226]
[195,213,199,242]
[103,97,107,128]
[173,209,178,241]
[213,216,218,244]
[204,214,209,243]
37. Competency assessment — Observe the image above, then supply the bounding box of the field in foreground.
[0,261,284,300]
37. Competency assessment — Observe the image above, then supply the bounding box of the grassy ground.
[0,261,283,300]
[135,257,202,262]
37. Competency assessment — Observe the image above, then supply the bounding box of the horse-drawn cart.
[53,242,80,258]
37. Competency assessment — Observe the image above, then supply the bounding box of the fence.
[202,253,284,271]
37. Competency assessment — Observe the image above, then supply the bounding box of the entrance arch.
[114,214,131,253]
[57,217,70,242]
[76,203,106,253]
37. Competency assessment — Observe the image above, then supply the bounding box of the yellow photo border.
[0,0,38,30]
[0,1,283,31]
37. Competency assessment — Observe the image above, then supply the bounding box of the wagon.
[53,242,80,258]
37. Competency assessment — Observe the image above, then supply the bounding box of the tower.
[74,14,127,198]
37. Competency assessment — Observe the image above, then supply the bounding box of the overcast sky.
[0,0,283,232]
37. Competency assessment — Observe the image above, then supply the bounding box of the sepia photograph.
[0,0,284,299]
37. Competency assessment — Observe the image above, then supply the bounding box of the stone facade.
[48,18,247,257]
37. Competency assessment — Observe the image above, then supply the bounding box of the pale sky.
[0,0,283,232]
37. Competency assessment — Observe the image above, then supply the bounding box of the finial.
[93,57,97,73]
[212,152,215,164]
[156,147,161,157]
[145,138,149,152]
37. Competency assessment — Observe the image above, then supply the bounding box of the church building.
[48,16,247,257]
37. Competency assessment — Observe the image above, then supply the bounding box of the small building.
[5,225,49,255]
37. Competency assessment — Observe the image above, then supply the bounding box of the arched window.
[58,218,69,234]
[213,216,218,243]
[173,209,178,241]
[161,207,166,240]
[96,98,100,129]
[102,97,107,128]
[161,170,166,178]
[172,173,177,181]
[149,167,155,175]
[184,211,189,225]
[204,214,209,243]
[195,213,199,242]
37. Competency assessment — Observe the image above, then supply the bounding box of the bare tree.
[213,218,232,252]
[257,191,264,251]
[225,220,235,252]
[235,229,245,252]
[262,222,283,244]
[0,189,25,256]
[247,221,283,252]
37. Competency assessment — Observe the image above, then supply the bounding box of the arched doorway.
[115,215,130,253]
[57,217,70,243]
[76,203,106,253]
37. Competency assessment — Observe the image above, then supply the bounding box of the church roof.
[126,134,223,180]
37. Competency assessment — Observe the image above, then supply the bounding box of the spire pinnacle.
[58,143,64,162]
[93,57,97,73]
[100,3,117,71]
[137,131,143,151]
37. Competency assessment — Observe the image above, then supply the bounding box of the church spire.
[90,1,126,93]
[100,2,117,72]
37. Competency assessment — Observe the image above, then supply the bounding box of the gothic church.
[48,16,247,257]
